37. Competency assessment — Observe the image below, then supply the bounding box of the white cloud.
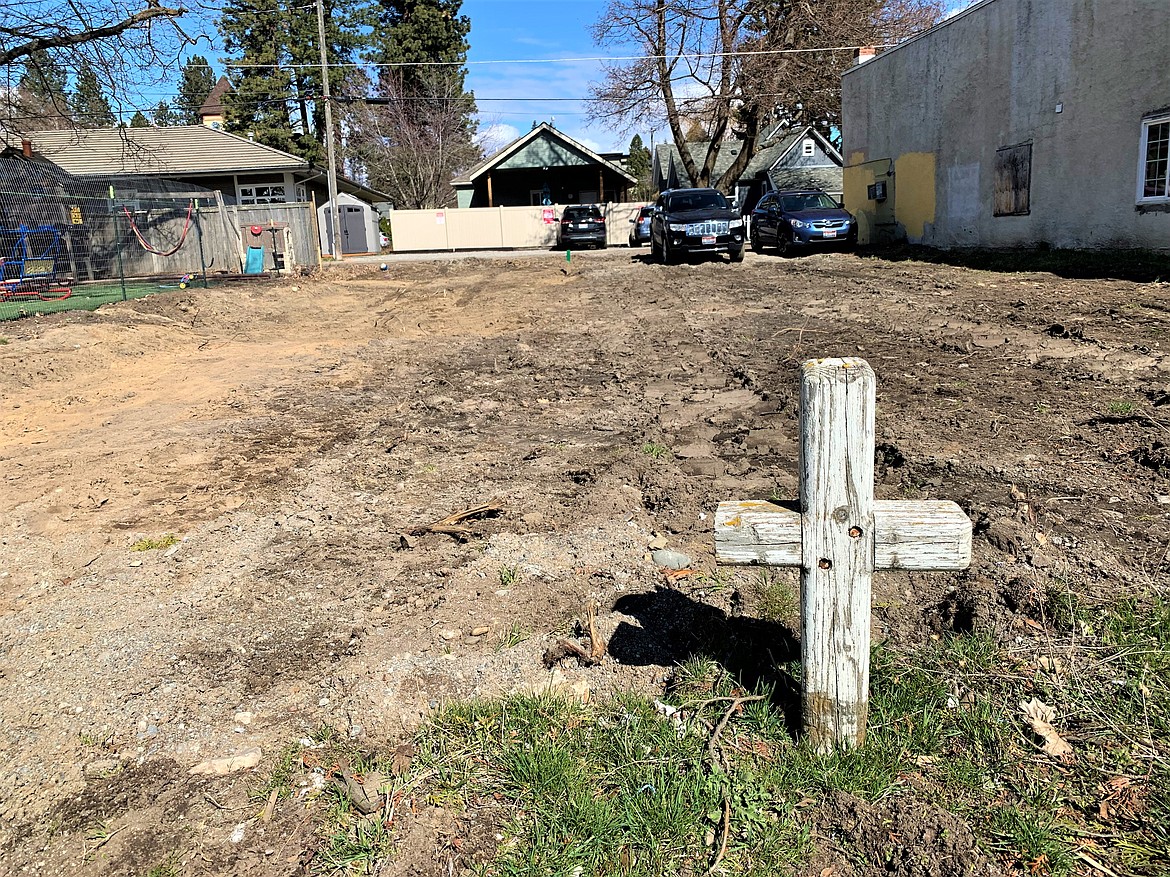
[475,122,520,154]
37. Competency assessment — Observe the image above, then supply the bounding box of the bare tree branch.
[589,0,943,192]
[0,4,185,67]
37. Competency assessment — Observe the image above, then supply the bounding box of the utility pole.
[317,0,343,260]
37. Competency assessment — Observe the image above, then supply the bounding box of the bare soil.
[0,248,1167,875]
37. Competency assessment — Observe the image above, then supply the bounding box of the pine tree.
[218,0,366,161]
[627,134,653,200]
[129,110,150,128]
[72,62,115,126]
[175,56,216,125]
[14,50,72,129]
[153,101,178,126]
[349,0,480,207]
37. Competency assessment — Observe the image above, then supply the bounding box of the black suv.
[650,188,744,263]
[558,205,607,249]
[749,189,856,255]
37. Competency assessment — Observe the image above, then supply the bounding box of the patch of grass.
[748,569,797,623]
[1107,400,1137,416]
[498,565,519,587]
[129,533,179,552]
[251,741,303,802]
[143,852,183,877]
[988,806,1074,876]
[308,622,1167,876]
[640,442,670,459]
[0,337,8,344]
[498,622,530,650]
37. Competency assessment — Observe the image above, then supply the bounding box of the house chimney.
[21,139,32,157]
[855,46,877,65]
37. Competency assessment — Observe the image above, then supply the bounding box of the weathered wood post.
[715,358,972,751]
[800,358,875,749]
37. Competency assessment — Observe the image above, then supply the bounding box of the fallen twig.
[408,499,505,541]
[543,600,607,667]
[700,795,731,877]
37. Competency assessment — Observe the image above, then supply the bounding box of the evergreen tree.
[129,110,150,127]
[218,0,365,161]
[14,50,71,129]
[627,134,653,200]
[71,62,115,126]
[153,101,178,127]
[175,56,216,125]
[348,0,480,207]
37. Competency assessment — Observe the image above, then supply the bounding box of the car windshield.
[779,193,839,211]
[666,190,728,211]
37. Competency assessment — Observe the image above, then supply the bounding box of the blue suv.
[749,189,856,255]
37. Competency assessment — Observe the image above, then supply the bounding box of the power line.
[225,44,888,69]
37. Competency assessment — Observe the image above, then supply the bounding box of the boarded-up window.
[994,142,1032,216]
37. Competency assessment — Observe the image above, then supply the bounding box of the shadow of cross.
[714,358,972,752]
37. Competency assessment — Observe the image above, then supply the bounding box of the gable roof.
[200,76,232,118]
[31,125,309,176]
[454,123,636,186]
[654,126,841,189]
[768,165,844,194]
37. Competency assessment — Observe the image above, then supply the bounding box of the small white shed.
[318,192,381,255]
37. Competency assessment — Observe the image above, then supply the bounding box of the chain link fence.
[1,152,319,322]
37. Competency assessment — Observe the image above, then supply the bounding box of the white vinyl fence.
[389,203,646,252]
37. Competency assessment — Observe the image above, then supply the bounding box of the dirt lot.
[0,248,1167,876]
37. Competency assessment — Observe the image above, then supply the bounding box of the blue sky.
[461,0,978,155]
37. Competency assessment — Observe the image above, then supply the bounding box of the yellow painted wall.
[843,151,877,245]
[844,151,937,244]
[893,152,936,241]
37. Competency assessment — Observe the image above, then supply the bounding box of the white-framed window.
[295,184,307,202]
[802,138,815,157]
[1138,114,1170,202]
[239,183,287,205]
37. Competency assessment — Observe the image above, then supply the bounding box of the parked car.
[650,188,744,264]
[628,205,653,247]
[749,189,856,255]
[558,205,607,249]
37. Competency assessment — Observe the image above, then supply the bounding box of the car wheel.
[663,239,679,265]
[729,246,744,263]
[599,240,607,250]
[750,224,763,254]
[776,233,791,256]
[651,235,661,261]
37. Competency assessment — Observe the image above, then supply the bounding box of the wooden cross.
[714,358,972,751]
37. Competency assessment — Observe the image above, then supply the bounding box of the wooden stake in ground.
[715,358,972,751]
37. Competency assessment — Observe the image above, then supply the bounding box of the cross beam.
[714,358,972,751]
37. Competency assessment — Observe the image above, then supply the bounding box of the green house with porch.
[453,123,635,208]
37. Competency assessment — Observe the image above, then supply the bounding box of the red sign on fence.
[542,207,555,224]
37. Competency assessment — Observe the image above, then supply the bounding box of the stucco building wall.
[842,0,1170,250]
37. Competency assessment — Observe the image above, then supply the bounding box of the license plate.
[822,229,837,238]
[701,235,716,245]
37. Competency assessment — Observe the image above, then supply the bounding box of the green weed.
[143,852,183,877]
[498,622,530,650]
[1108,400,1136,416]
[498,565,520,587]
[749,569,797,623]
[129,534,179,552]
[641,442,670,459]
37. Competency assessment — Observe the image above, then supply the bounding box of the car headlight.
[728,218,743,229]
[668,223,686,232]
[789,218,806,229]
